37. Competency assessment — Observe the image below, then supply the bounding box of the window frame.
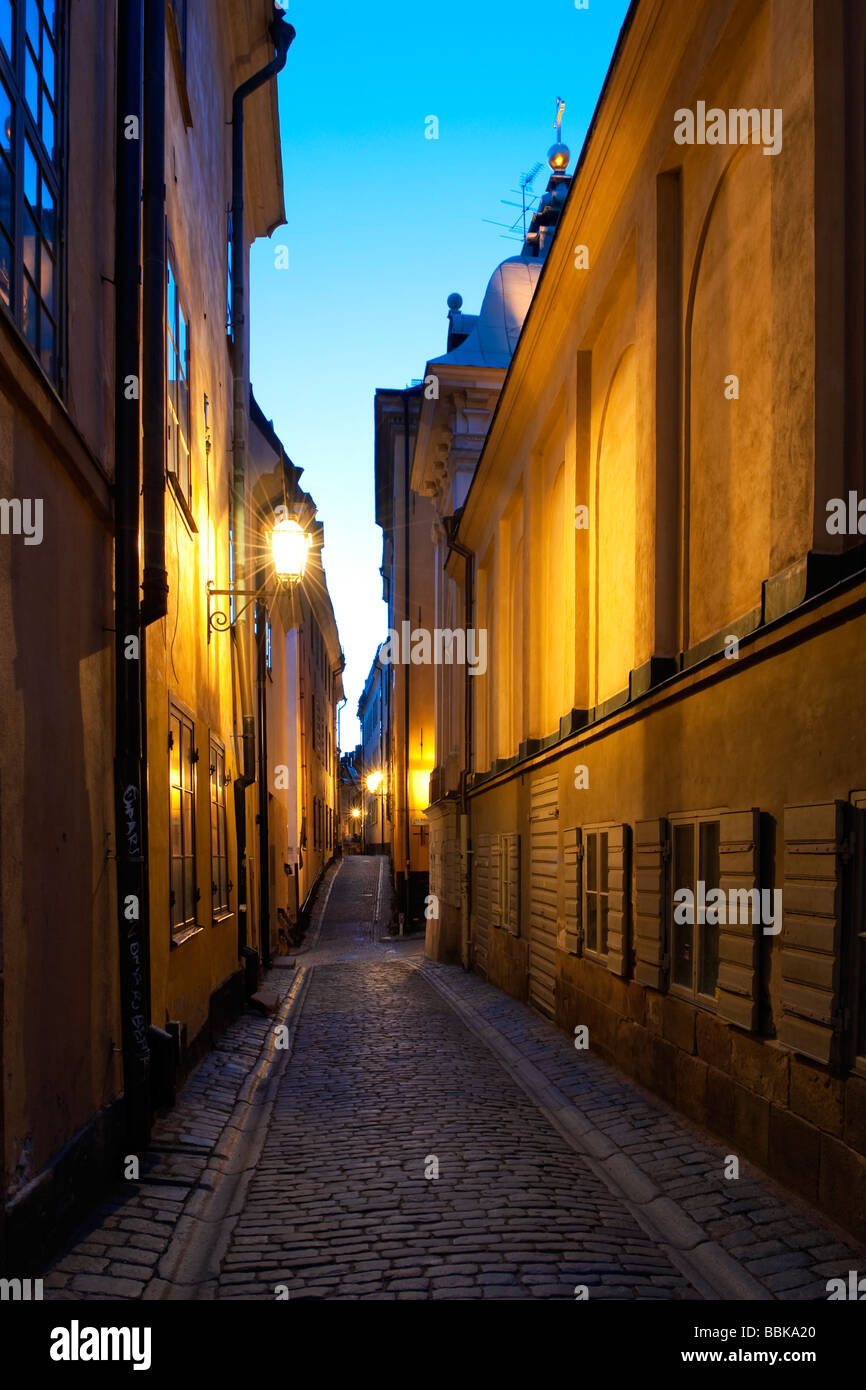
[582,823,612,963]
[209,736,230,923]
[166,243,193,517]
[0,0,65,387]
[668,809,724,1009]
[169,702,199,945]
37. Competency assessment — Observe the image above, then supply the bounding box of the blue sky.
[249,0,631,748]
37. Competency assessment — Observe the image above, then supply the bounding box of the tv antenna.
[483,160,544,243]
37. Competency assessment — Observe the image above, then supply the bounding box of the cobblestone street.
[44,857,866,1302]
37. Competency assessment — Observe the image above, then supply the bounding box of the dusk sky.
[249,0,632,747]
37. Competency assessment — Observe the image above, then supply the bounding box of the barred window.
[0,0,62,381]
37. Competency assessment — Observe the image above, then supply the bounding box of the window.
[210,740,229,919]
[671,815,720,1002]
[312,690,325,762]
[169,706,197,937]
[584,828,609,958]
[0,0,62,381]
[166,253,191,508]
[491,832,519,935]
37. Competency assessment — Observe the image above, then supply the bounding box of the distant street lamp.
[364,770,385,854]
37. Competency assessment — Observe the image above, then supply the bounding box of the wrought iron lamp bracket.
[207,579,294,638]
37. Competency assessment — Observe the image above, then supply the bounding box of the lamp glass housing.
[271,518,310,582]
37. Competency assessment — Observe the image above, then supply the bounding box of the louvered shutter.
[490,834,502,927]
[474,834,490,969]
[529,774,559,1016]
[503,832,520,935]
[716,808,760,1029]
[563,827,582,955]
[635,818,668,989]
[778,802,847,1065]
[607,823,630,977]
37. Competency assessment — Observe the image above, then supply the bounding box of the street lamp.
[270,517,312,584]
[365,771,383,794]
[207,513,311,636]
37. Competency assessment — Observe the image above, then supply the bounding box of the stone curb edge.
[149,963,314,1298]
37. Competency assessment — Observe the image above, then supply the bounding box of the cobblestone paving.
[217,956,695,1301]
[418,963,866,1301]
[42,866,343,1302]
[43,855,866,1301]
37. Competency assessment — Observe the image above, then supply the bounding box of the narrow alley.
[43,859,865,1303]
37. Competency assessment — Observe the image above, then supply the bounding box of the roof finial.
[548,96,570,172]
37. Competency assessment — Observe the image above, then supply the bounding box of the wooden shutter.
[563,827,582,954]
[490,834,502,926]
[635,818,668,989]
[778,802,848,1065]
[503,832,520,935]
[607,823,630,977]
[716,808,760,1029]
[529,774,559,1016]
[473,834,490,970]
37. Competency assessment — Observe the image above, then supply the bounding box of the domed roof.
[431,255,543,370]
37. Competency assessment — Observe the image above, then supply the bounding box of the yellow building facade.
[0,1,342,1272]
[422,0,866,1240]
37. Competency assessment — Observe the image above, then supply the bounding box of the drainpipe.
[113,0,150,1149]
[449,535,474,970]
[230,7,295,964]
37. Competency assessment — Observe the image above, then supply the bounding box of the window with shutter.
[779,801,848,1066]
[581,823,631,975]
[635,818,669,989]
[584,827,610,960]
[669,812,723,1003]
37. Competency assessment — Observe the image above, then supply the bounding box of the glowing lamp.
[365,771,383,794]
[270,518,310,583]
[547,142,570,171]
